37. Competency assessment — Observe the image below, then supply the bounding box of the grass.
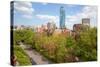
[14,45,31,65]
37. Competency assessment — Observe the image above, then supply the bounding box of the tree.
[74,27,97,61]
[64,36,77,62]
[13,29,35,45]
[23,29,35,45]
[13,30,24,45]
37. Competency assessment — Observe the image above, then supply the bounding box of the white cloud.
[67,5,76,8]
[14,6,34,15]
[36,14,59,27]
[14,1,34,19]
[66,15,78,22]
[15,1,32,8]
[22,15,33,19]
[66,6,97,28]
[80,6,97,18]
[42,2,48,5]
[36,14,59,22]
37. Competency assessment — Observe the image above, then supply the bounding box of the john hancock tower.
[60,6,66,29]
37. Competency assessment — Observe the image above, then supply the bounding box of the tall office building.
[60,6,66,29]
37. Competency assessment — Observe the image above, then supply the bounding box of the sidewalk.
[20,43,52,65]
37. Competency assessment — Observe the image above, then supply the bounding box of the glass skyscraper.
[60,6,66,29]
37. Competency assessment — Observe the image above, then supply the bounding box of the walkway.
[19,43,52,65]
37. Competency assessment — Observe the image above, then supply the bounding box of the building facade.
[73,24,82,32]
[82,18,90,26]
[60,6,66,29]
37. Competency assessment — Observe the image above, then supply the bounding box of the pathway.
[19,43,52,65]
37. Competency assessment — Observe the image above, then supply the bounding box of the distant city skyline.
[13,1,97,30]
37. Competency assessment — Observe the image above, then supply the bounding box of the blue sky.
[13,1,97,30]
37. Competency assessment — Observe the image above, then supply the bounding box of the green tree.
[64,36,77,62]
[13,29,35,45]
[75,27,97,61]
